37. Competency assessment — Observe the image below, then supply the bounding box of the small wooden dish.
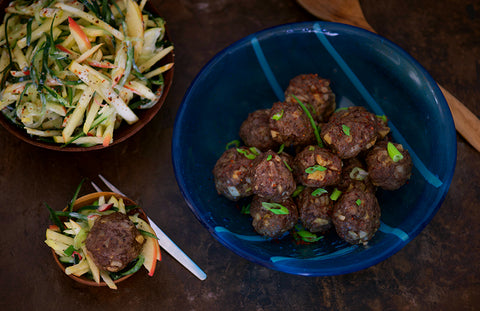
[51,192,150,287]
[0,0,174,151]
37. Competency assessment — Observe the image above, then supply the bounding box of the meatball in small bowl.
[45,191,161,289]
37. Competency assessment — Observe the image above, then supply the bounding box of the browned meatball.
[332,188,381,245]
[251,150,296,201]
[321,106,378,159]
[85,212,144,272]
[293,145,342,188]
[239,109,279,151]
[250,195,299,238]
[296,187,333,233]
[336,157,376,193]
[365,140,413,190]
[213,147,256,201]
[269,101,316,147]
[284,74,336,122]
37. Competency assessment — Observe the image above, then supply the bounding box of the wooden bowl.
[0,1,174,151]
[51,192,150,287]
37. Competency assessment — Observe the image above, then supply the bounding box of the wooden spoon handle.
[439,85,480,152]
[297,0,480,152]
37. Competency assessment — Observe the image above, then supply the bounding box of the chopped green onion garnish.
[261,202,289,215]
[292,94,323,147]
[355,199,362,206]
[249,147,261,155]
[283,160,293,172]
[226,140,240,150]
[236,148,257,160]
[241,203,251,215]
[349,167,368,181]
[330,188,342,201]
[305,165,327,174]
[342,124,351,136]
[266,155,272,161]
[292,185,305,198]
[335,107,349,112]
[296,230,324,243]
[271,109,284,120]
[387,142,404,162]
[277,144,285,154]
[311,188,328,197]
[376,114,388,123]
[308,146,315,151]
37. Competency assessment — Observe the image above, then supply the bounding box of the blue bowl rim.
[172,21,457,276]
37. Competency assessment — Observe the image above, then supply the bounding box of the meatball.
[213,147,256,201]
[251,150,296,201]
[269,101,316,147]
[332,188,381,245]
[321,106,378,159]
[85,212,144,272]
[365,140,413,190]
[337,157,376,193]
[293,145,342,187]
[250,195,299,238]
[296,187,333,233]
[239,109,278,151]
[284,74,336,122]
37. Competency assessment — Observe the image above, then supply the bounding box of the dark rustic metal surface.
[1,0,479,310]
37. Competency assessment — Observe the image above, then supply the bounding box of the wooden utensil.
[297,0,480,152]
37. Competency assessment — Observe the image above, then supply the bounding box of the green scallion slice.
[387,142,404,162]
[241,203,251,215]
[291,185,305,198]
[261,202,289,215]
[305,165,327,174]
[236,148,257,160]
[349,167,368,181]
[292,94,323,147]
[277,144,285,154]
[342,124,351,136]
[283,160,293,172]
[271,109,284,120]
[297,229,324,243]
[226,140,240,150]
[330,188,342,201]
[249,147,261,156]
[311,188,328,197]
[355,199,362,206]
[335,107,349,112]
[376,114,388,123]
[266,154,272,161]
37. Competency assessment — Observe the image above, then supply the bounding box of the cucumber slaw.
[0,0,174,147]
[45,190,160,290]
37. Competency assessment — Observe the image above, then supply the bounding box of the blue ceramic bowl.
[172,22,456,276]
